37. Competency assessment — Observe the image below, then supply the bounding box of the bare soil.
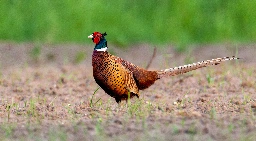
[0,43,256,140]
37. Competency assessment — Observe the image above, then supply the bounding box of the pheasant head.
[88,32,108,51]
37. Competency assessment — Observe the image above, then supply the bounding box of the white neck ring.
[95,47,108,52]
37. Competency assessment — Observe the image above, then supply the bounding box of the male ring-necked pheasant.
[89,32,239,103]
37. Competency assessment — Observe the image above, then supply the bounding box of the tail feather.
[158,56,239,78]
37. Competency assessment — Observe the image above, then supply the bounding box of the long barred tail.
[157,56,239,78]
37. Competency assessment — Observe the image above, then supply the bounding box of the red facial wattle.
[92,32,102,44]
[88,32,107,45]
[93,36,100,44]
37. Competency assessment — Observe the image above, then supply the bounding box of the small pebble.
[251,102,256,108]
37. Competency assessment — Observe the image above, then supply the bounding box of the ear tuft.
[102,32,107,36]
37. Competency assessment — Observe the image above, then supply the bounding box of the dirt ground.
[0,43,256,140]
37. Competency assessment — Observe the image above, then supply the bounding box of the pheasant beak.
[88,34,93,39]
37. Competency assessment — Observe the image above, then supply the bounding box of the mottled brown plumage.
[92,50,159,102]
[89,32,239,103]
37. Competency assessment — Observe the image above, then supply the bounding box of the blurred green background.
[0,0,256,50]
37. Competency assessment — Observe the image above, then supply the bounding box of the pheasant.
[89,32,239,103]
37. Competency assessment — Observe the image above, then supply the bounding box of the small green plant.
[243,93,251,105]
[95,118,105,138]
[127,101,140,117]
[65,104,77,120]
[210,107,216,119]
[206,74,214,84]
[6,104,11,122]
[27,98,38,118]
[187,123,197,135]
[30,44,41,62]
[1,123,16,138]
[181,118,185,128]
[126,98,149,118]
[90,87,101,108]
[228,124,234,133]
[172,124,180,134]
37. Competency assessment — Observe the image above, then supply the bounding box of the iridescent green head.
[88,32,108,51]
